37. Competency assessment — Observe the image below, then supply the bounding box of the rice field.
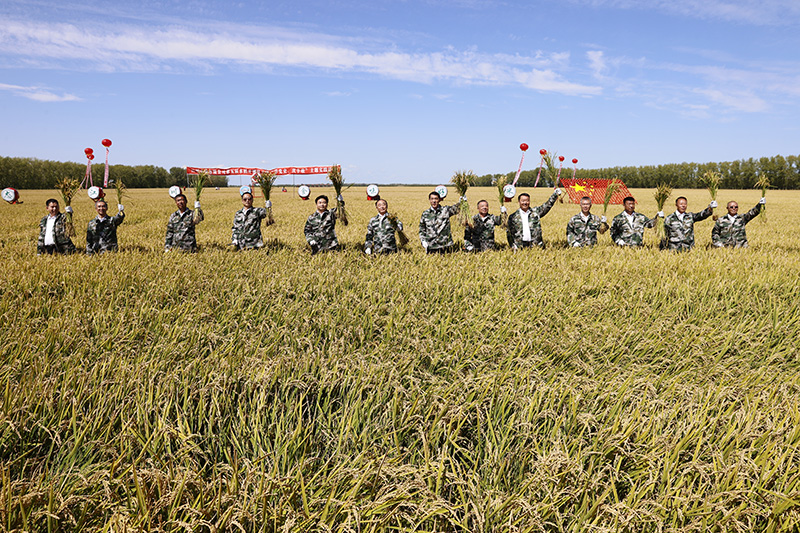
[1,187,799,532]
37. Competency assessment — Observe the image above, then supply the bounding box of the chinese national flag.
[560,178,631,205]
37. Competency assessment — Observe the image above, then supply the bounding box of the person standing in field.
[661,196,716,251]
[86,199,125,254]
[566,196,608,248]
[165,193,204,252]
[37,198,77,255]
[418,191,464,254]
[610,196,661,247]
[231,191,270,250]
[711,198,765,248]
[364,198,404,254]
[305,194,345,254]
[506,189,561,249]
[464,199,506,252]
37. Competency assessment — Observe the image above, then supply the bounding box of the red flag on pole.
[560,178,632,204]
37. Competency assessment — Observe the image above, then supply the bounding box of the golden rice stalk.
[700,171,723,220]
[327,165,348,225]
[541,152,564,203]
[603,179,622,216]
[193,171,208,202]
[451,170,475,228]
[754,174,770,223]
[495,174,510,227]
[113,177,127,206]
[387,213,409,248]
[254,171,278,225]
[654,183,672,240]
[55,177,80,237]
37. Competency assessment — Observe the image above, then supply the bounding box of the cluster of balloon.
[509,142,529,196]
[85,147,95,161]
[366,184,380,201]
[82,147,95,189]
[2,187,20,204]
[572,158,578,178]
[297,185,310,200]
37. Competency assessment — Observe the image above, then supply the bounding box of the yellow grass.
[1,187,799,531]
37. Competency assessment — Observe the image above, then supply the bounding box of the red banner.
[186,166,335,176]
[560,179,632,205]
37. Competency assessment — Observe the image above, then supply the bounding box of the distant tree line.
[0,157,228,189]
[473,154,800,189]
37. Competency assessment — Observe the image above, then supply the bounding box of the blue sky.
[1,0,799,184]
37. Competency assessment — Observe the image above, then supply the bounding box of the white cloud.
[0,19,602,97]
[567,0,800,25]
[0,82,81,102]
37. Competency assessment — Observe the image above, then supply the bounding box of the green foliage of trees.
[476,154,800,189]
[0,157,228,189]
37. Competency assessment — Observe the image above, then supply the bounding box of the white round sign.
[239,185,252,196]
[503,184,516,199]
[366,184,380,198]
[169,186,182,198]
[435,185,448,199]
[297,185,310,199]
[88,186,104,200]
[2,188,18,203]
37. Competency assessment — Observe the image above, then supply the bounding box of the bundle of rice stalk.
[653,183,672,240]
[387,213,409,248]
[193,171,208,202]
[754,174,770,223]
[55,177,80,237]
[113,177,127,207]
[254,171,277,225]
[541,151,565,202]
[327,165,348,225]
[700,171,722,220]
[451,170,475,227]
[603,179,622,216]
[496,174,510,227]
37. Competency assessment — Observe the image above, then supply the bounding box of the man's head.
[477,200,489,216]
[428,191,441,209]
[518,193,531,211]
[623,196,636,214]
[46,198,59,216]
[726,201,739,215]
[174,194,187,211]
[241,192,253,208]
[375,198,388,215]
[315,195,329,212]
[675,196,688,214]
[95,200,108,217]
[580,196,592,215]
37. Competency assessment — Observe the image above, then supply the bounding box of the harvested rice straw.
[653,183,672,241]
[327,165,348,225]
[55,177,80,237]
[451,170,475,228]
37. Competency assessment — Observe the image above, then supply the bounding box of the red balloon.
[558,156,565,162]
[539,149,547,155]
[101,138,112,147]
[519,143,529,151]
[572,158,578,164]
[84,148,93,155]
[87,154,95,160]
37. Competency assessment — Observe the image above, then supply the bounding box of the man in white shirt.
[506,189,561,249]
[37,198,76,255]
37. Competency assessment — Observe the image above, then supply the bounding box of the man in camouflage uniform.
[464,199,506,252]
[364,198,404,254]
[37,198,77,255]
[566,196,608,247]
[232,191,270,250]
[610,196,661,247]
[661,196,716,251]
[165,194,204,252]
[712,198,765,248]
[86,199,125,254]
[305,194,345,254]
[506,189,561,249]
[419,191,464,254]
